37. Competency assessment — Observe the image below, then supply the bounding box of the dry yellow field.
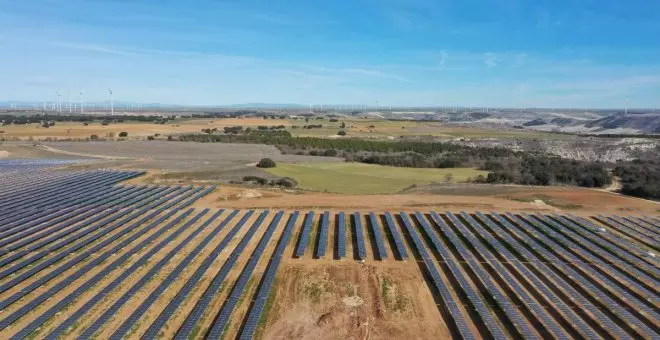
[0,117,563,140]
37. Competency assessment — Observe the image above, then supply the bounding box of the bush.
[337,130,347,136]
[147,136,155,141]
[256,158,276,168]
[243,175,268,185]
[323,149,338,157]
[118,132,128,137]
[90,134,99,141]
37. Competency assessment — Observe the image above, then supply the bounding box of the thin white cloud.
[484,52,498,68]
[438,51,448,68]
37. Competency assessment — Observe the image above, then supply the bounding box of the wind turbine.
[80,89,85,114]
[68,92,72,113]
[56,90,62,113]
[625,97,628,116]
[108,88,114,115]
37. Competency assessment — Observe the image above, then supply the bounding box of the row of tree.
[613,160,660,199]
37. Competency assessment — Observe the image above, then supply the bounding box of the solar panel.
[397,212,475,340]
[294,212,315,257]
[315,211,329,258]
[9,187,206,336]
[205,211,285,339]
[368,212,387,260]
[384,212,408,260]
[46,208,199,338]
[174,210,268,340]
[461,212,603,339]
[353,212,366,260]
[506,213,652,338]
[238,211,300,340]
[336,212,346,259]
[414,212,507,339]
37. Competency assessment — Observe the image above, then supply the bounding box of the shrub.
[256,158,276,168]
[147,136,155,141]
[324,149,338,157]
[118,132,128,137]
[242,175,268,185]
[337,130,347,136]
[275,177,297,188]
[90,134,99,141]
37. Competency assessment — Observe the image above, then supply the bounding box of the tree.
[147,135,155,141]
[337,130,347,136]
[444,173,454,184]
[118,131,128,137]
[90,134,99,141]
[256,158,276,168]
[340,122,346,128]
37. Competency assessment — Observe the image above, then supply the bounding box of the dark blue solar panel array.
[175,210,268,340]
[353,212,366,260]
[397,212,476,340]
[238,211,300,340]
[294,211,315,257]
[46,208,198,338]
[108,209,225,339]
[439,212,546,338]
[593,215,659,251]
[413,212,507,339]
[508,213,654,338]
[81,209,213,338]
[336,212,346,258]
[206,211,285,339]
[384,212,408,260]
[486,212,632,339]
[141,210,246,339]
[623,216,660,237]
[553,214,660,276]
[368,212,387,260]
[520,213,659,333]
[537,214,660,296]
[5,187,205,336]
[315,211,330,258]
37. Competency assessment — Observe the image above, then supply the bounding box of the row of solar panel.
[293,211,409,261]
[509,213,656,338]
[0,170,141,211]
[5,186,216,338]
[1,209,656,339]
[0,171,144,215]
[0,185,169,249]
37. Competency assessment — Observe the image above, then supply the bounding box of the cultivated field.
[0,160,658,339]
[264,162,488,194]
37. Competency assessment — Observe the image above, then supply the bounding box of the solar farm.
[0,159,658,339]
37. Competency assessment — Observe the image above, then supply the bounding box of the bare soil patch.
[259,262,449,340]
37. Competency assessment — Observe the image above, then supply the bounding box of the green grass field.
[264,162,488,194]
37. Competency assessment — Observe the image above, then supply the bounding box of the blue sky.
[1,0,659,108]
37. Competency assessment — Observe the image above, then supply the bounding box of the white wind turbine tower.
[56,90,62,113]
[108,88,114,115]
[68,92,72,113]
[80,90,85,114]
